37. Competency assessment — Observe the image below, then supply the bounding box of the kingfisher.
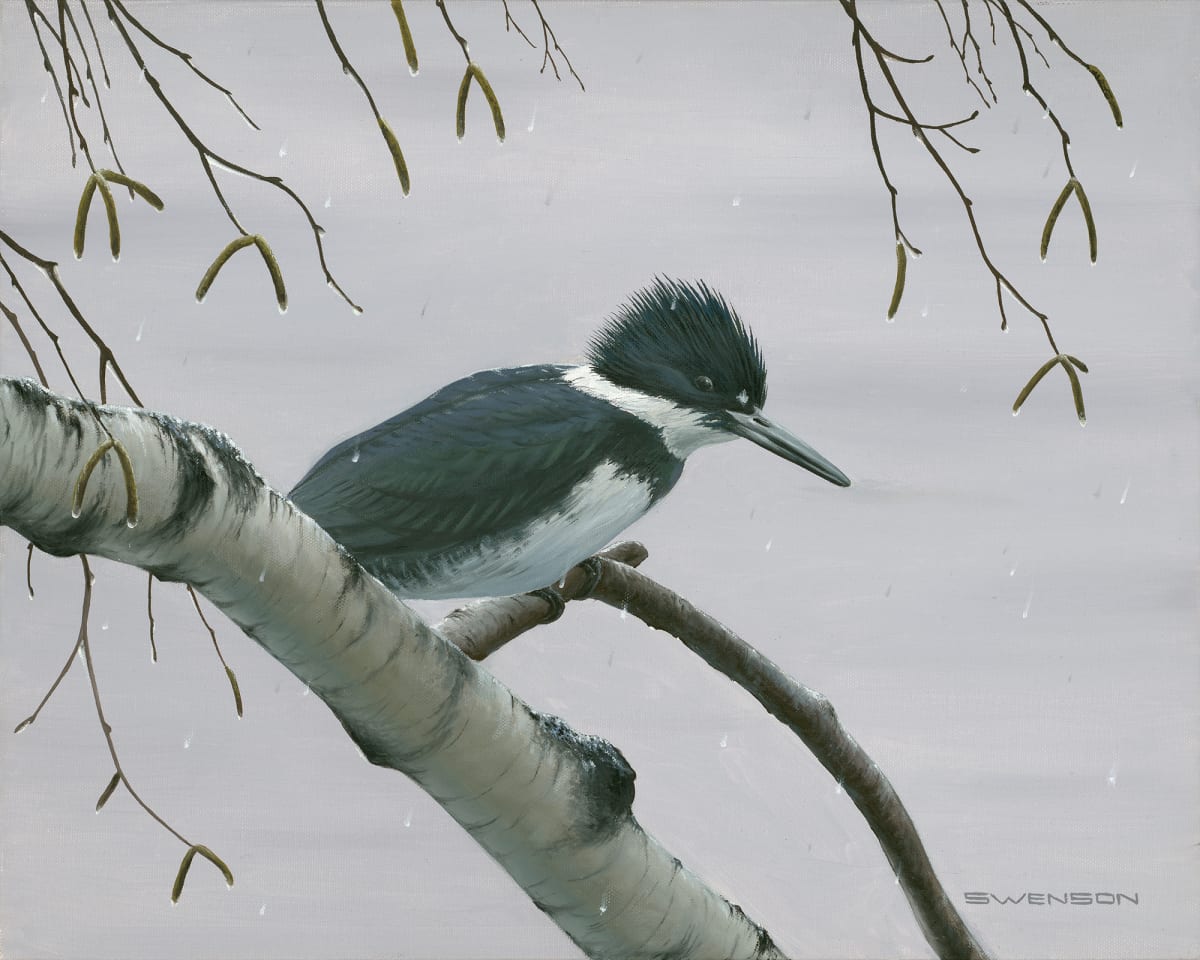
[289,278,850,610]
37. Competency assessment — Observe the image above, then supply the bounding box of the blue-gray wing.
[289,365,675,571]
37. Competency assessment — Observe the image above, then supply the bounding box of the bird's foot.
[528,586,566,624]
[574,556,604,600]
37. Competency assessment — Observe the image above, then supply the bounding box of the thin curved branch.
[106,0,258,129]
[438,546,989,960]
[77,0,111,87]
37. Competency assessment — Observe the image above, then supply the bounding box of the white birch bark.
[0,376,783,960]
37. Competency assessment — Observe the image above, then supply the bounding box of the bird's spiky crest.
[585,278,767,408]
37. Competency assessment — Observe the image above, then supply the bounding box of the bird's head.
[585,278,850,487]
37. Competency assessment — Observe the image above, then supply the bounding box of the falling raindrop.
[183,735,192,749]
[258,568,267,583]
[259,903,267,917]
[101,622,109,631]
[135,320,145,342]
[920,302,929,318]
[1021,589,1033,620]
[1009,563,1018,577]
[1119,480,1130,505]
[351,448,361,464]
[1106,760,1118,787]
[1128,160,1138,179]
[599,892,610,915]
[403,809,413,828]
[527,108,536,133]
[279,142,288,159]
[719,733,728,749]
[324,196,332,209]
[731,196,741,208]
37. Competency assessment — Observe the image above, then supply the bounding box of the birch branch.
[0,377,780,960]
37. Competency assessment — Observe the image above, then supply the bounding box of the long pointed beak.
[726,409,851,487]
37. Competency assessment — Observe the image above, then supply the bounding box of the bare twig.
[77,0,112,87]
[436,0,471,62]
[187,585,243,717]
[0,229,142,404]
[501,0,536,48]
[529,0,584,90]
[106,0,258,129]
[931,0,994,107]
[147,572,158,662]
[24,0,77,164]
[1,297,49,387]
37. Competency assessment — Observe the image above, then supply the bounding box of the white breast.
[393,460,654,600]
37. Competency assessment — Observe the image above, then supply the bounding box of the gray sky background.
[1,2,1197,958]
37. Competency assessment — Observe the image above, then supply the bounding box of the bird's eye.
[694,375,714,392]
